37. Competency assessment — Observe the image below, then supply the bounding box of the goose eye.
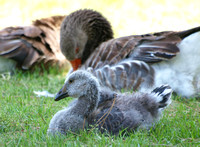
[75,47,79,54]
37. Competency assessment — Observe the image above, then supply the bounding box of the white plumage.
[151,32,200,97]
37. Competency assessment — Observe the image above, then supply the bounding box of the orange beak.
[70,58,81,71]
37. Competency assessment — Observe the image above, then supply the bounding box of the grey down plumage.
[47,70,172,135]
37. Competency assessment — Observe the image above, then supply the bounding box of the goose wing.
[0,16,68,70]
[129,32,180,63]
[83,31,180,69]
[130,26,200,63]
[83,35,140,69]
[87,60,154,91]
[84,27,200,69]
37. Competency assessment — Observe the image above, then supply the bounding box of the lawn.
[0,70,199,146]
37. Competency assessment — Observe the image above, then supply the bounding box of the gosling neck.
[70,86,99,117]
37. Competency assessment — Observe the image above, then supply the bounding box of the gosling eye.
[69,79,74,84]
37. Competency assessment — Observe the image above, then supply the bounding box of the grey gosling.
[47,70,172,135]
[60,9,200,98]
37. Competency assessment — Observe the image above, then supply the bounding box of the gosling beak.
[55,85,69,101]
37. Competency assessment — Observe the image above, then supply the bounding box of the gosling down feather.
[0,15,69,73]
[47,70,172,135]
[60,9,200,98]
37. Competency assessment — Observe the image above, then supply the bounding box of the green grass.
[0,69,199,146]
[0,1,200,146]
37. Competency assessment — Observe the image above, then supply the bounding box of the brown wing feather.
[84,27,200,69]
[0,15,69,71]
[0,39,40,69]
[83,31,182,69]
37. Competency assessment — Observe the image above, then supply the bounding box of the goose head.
[60,9,113,70]
[55,70,100,103]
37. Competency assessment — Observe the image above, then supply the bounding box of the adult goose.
[60,9,200,98]
[47,70,172,135]
[0,15,69,73]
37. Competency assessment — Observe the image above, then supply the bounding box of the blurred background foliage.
[0,0,200,37]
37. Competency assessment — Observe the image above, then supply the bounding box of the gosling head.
[55,70,100,101]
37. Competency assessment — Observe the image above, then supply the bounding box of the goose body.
[0,15,68,72]
[151,31,200,97]
[60,9,200,98]
[47,70,172,135]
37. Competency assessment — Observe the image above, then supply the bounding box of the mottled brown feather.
[0,15,69,71]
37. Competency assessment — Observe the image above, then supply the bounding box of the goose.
[0,15,69,73]
[60,9,200,98]
[47,70,172,135]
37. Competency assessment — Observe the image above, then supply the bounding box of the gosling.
[47,70,172,135]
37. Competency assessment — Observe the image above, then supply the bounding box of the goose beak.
[55,85,69,101]
[70,58,81,71]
